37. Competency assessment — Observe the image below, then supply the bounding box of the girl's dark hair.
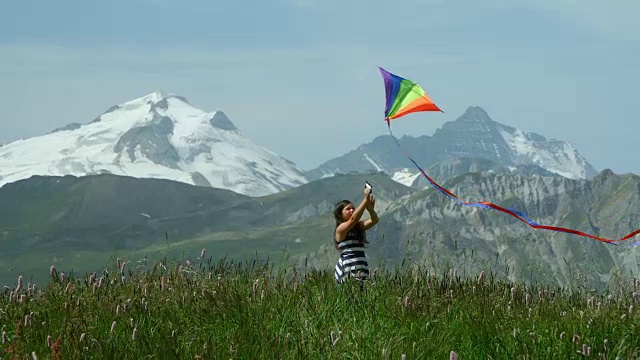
[332,200,368,249]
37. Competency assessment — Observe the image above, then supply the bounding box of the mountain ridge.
[306,106,598,185]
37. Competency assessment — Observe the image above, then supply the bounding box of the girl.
[333,184,379,283]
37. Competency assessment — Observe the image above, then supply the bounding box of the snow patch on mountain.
[363,153,383,172]
[498,127,587,179]
[391,168,421,187]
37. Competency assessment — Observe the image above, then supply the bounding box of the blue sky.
[1,1,638,173]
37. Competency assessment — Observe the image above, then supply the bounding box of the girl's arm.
[362,196,378,231]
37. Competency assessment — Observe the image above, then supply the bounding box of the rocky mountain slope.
[1,170,638,289]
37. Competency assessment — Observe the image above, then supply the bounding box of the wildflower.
[32,351,38,360]
[582,344,587,355]
[511,287,515,299]
[64,283,71,294]
[110,321,116,334]
[633,292,638,303]
[117,257,121,271]
[477,271,484,284]
[161,277,165,290]
[404,296,410,308]
[80,333,85,342]
[2,331,6,344]
[50,265,56,277]
[16,275,23,292]
[201,248,206,259]
[573,334,580,344]
[525,293,531,306]
[253,280,259,300]
[47,335,52,347]
[116,305,120,315]
[604,339,608,350]
[513,328,518,338]
[450,351,458,360]
[331,331,342,347]
[261,289,265,300]
[530,332,536,342]
[61,272,65,282]
[402,355,407,360]
[132,328,137,341]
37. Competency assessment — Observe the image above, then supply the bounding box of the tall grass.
[1,253,639,359]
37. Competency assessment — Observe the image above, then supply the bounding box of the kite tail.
[386,120,640,245]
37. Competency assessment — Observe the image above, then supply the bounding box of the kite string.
[386,120,640,245]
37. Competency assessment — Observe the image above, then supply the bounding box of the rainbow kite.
[378,67,640,244]
[380,67,442,122]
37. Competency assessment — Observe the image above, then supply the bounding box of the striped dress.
[334,230,369,283]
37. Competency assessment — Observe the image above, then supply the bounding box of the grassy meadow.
[1,253,640,359]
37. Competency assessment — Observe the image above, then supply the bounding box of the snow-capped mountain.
[306,106,598,185]
[0,91,308,196]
